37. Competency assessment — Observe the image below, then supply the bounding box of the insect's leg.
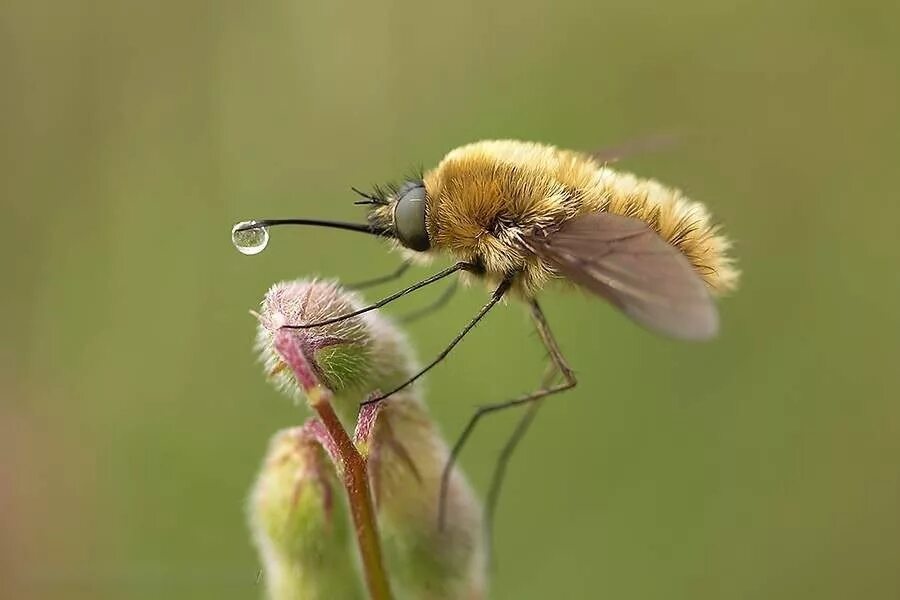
[361,277,512,404]
[398,280,459,324]
[283,262,474,330]
[483,363,557,544]
[348,260,411,290]
[438,298,576,530]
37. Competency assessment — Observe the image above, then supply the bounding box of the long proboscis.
[235,218,391,238]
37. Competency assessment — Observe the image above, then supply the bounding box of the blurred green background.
[3,1,899,598]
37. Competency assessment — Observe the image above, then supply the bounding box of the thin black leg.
[398,280,459,324]
[349,260,411,290]
[361,277,512,405]
[282,262,473,330]
[484,365,556,546]
[438,299,577,530]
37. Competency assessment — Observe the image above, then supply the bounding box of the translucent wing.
[529,212,718,340]
[588,131,680,164]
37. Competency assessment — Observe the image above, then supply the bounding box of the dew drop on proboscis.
[231,221,269,255]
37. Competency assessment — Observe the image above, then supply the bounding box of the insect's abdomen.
[424,140,738,296]
[586,168,738,295]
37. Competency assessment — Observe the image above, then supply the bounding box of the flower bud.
[255,279,415,425]
[370,393,487,600]
[248,427,363,600]
[253,279,487,598]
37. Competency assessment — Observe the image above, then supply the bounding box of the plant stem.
[274,331,393,600]
[311,393,391,600]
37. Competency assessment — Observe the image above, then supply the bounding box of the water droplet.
[232,221,269,255]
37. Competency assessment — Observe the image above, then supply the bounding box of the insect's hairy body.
[370,140,738,298]
[235,138,742,546]
[247,139,741,537]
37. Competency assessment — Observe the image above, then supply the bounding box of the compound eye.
[393,181,430,251]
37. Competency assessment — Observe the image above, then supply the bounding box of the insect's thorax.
[422,140,605,295]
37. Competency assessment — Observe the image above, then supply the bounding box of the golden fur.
[371,140,739,297]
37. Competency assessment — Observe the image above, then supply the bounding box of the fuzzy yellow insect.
[234,139,739,524]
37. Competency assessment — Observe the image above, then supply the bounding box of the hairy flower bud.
[252,279,487,599]
[255,279,415,424]
[248,427,363,600]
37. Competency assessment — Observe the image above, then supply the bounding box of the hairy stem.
[274,331,392,600]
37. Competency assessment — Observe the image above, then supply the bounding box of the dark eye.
[393,181,430,251]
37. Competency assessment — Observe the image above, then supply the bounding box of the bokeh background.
[3,1,899,598]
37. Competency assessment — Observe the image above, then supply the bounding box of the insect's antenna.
[351,186,389,206]
[234,218,390,238]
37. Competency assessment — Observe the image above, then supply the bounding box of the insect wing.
[530,212,718,340]
[588,131,680,164]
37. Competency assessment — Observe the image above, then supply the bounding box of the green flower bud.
[256,279,415,425]
[248,427,363,600]
[370,394,487,600]
[253,279,487,598]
